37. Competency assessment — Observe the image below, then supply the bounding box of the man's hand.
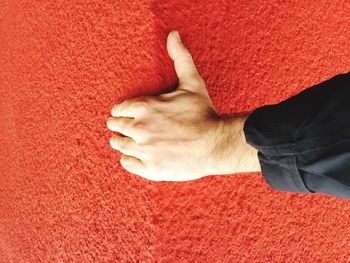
[106,30,260,181]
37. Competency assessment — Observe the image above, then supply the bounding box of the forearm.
[209,113,261,175]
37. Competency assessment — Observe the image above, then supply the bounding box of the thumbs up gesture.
[107,30,228,181]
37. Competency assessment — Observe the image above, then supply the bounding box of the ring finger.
[107,117,136,138]
[110,134,140,158]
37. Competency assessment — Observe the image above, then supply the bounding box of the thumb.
[167,30,203,90]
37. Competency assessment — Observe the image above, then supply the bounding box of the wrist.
[207,113,261,175]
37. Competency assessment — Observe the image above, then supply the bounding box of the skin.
[106,30,261,182]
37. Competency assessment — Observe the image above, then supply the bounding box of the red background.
[1,0,350,262]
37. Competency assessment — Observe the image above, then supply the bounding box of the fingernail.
[174,30,182,43]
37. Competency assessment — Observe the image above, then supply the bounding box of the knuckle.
[135,96,151,104]
[134,101,150,115]
[117,119,125,130]
[118,139,127,151]
[134,100,148,108]
[134,134,150,145]
[133,121,147,131]
[136,135,150,147]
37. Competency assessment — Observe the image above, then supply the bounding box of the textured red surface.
[1,0,350,262]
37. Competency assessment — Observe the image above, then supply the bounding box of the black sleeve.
[243,71,350,199]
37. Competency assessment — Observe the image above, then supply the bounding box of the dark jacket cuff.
[256,151,314,193]
[243,72,350,195]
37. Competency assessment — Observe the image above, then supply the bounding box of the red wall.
[1,0,350,262]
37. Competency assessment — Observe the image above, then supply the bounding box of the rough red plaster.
[1,0,350,262]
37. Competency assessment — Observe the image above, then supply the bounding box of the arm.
[107,29,350,200]
[216,71,350,200]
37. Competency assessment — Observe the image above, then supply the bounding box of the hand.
[106,30,224,181]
